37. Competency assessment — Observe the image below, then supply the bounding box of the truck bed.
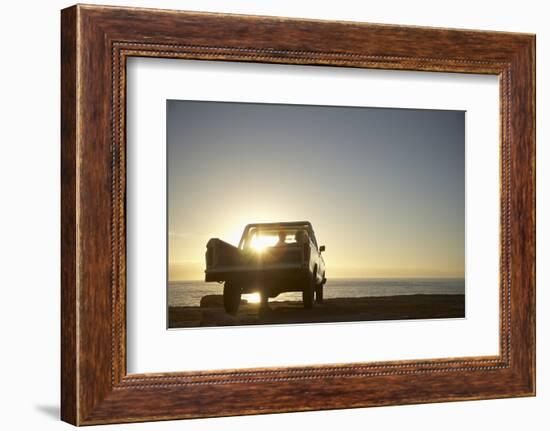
[205,238,306,283]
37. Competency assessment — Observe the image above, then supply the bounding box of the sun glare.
[250,235,278,252]
[244,292,261,304]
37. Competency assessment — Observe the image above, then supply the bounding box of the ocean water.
[168,278,465,307]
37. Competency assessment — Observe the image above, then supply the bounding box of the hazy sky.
[167,100,464,281]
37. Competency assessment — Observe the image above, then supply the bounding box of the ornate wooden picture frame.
[61,4,535,425]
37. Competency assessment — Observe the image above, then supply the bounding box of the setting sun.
[250,235,278,252]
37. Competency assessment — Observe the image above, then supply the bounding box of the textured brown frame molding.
[61,4,535,425]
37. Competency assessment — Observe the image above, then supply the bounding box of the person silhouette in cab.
[295,230,309,245]
[276,231,287,246]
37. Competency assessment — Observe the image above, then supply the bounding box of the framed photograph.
[165,100,466,329]
[61,4,535,425]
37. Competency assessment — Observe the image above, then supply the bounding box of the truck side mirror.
[319,245,325,252]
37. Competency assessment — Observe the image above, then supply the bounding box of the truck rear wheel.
[303,271,315,309]
[223,282,241,314]
[315,285,324,304]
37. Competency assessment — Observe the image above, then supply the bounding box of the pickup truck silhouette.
[205,221,326,314]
